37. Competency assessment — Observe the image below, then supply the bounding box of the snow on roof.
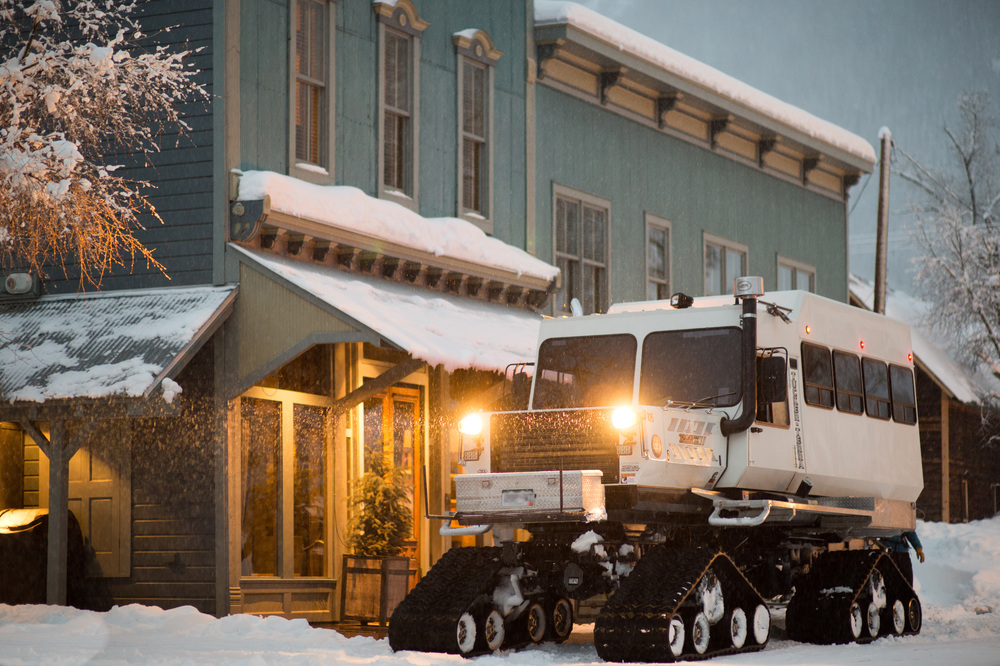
[534,1,876,166]
[234,245,542,373]
[0,285,236,404]
[237,170,559,284]
[849,274,999,404]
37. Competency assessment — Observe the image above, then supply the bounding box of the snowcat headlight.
[458,413,483,436]
[612,407,638,430]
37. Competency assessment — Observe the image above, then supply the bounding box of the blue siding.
[534,85,848,305]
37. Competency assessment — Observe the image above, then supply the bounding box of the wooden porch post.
[941,393,951,523]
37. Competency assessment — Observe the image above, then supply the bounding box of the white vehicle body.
[456,287,922,533]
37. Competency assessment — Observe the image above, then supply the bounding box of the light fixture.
[458,413,483,436]
[611,406,637,429]
[805,325,811,335]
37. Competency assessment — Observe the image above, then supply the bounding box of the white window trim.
[703,231,749,296]
[288,0,336,185]
[375,1,427,211]
[453,30,502,233]
[645,213,671,301]
[776,254,817,292]
[552,183,611,315]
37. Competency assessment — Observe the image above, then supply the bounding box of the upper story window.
[554,185,610,315]
[290,0,334,183]
[645,214,671,301]
[374,1,428,209]
[704,233,747,296]
[778,255,816,292]
[453,30,501,232]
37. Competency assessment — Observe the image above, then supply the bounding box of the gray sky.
[576,0,1000,294]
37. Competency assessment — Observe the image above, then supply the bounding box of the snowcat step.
[785,549,921,644]
[593,546,768,662]
[388,546,503,656]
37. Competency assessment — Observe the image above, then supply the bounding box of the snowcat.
[388,277,924,661]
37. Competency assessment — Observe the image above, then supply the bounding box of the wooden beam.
[19,419,51,460]
[941,392,950,523]
[329,357,426,418]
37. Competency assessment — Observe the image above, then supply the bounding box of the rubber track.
[786,549,921,644]
[594,546,767,662]
[388,546,503,655]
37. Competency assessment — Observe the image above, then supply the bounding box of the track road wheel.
[848,602,863,640]
[548,598,573,643]
[689,611,711,655]
[728,607,748,649]
[526,603,546,644]
[752,604,771,645]
[891,599,906,635]
[867,602,881,637]
[483,610,505,651]
[908,597,922,633]
[456,612,477,655]
[667,615,685,658]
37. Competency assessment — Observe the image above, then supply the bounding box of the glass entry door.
[363,386,422,553]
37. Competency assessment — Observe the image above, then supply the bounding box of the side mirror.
[759,356,787,402]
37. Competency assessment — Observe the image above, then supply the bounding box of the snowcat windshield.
[639,327,742,407]
[531,334,637,409]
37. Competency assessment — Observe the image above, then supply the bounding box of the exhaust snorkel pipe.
[720,277,764,437]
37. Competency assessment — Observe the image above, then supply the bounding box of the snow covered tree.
[0,0,207,287]
[896,92,1000,402]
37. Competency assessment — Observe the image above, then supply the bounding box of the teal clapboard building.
[0,0,872,623]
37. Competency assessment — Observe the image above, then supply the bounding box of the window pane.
[556,198,579,254]
[704,244,722,295]
[533,334,638,409]
[640,328,743,407]
[241,399,280,576]
[308,2,324,79]
[801,343,834,407]
[794,269,813,292]
[648,227,666,280]
[833,350,864,414]
[778,265,793,291]
[385,32,409,112]
[863,358,891,419]
[393,399,416,527]
[294,405,326,577]
[889,364,917,424]
[724,248,745,288]
[583,206,607,263]
[462,138,481,211]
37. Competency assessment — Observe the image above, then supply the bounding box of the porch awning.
[0,285,237,406]
[231,244,544,375]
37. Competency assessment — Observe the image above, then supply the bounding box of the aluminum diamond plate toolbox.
[455,470,605,514]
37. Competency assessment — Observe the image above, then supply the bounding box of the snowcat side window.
[639,328,742,407]
[832,351,864,414]
[862,358,891,419]
[801,343,834,408]
[888,364,917,425]
[532,334,637,409]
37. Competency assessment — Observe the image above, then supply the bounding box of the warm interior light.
[612,406,638,430]
[458,413,483,436]
[805,325,811,334]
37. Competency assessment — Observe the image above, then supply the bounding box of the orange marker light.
[805,325,811,334]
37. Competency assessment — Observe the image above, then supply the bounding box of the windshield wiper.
[663,391,737,412]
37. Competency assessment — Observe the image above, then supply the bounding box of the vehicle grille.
[490,409,620,484]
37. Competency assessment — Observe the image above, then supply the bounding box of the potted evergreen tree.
[340,455,413,625]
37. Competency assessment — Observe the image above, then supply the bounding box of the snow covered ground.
[2,517,1000,665]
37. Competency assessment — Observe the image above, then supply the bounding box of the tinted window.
[532,334,637,409]
[889,364,917,425]
[833,351,864,414]
[801,343,834,408]
[862,358,891,420]
[639,328,742,407]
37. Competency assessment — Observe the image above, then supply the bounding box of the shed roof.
[0,285,236,405]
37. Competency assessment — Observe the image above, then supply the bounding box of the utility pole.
[873,127,891,315]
